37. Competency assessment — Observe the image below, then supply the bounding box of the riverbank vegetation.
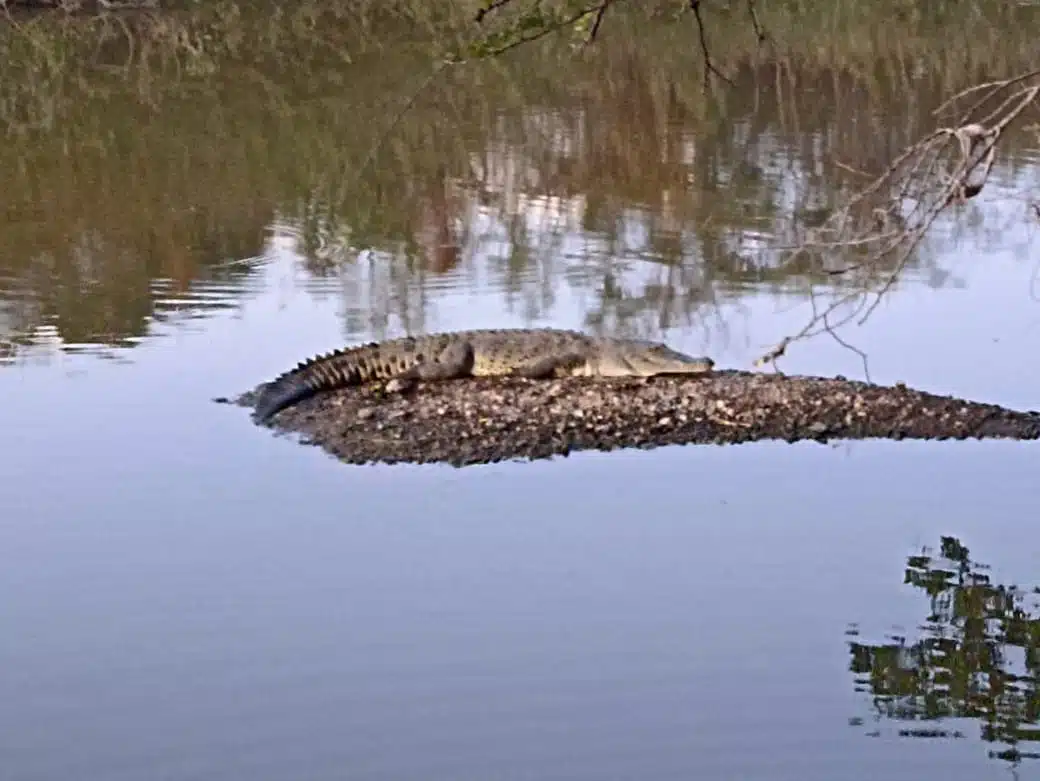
[1,0,1038,355]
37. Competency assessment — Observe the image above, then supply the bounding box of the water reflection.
[1,6,1039,360]
[848,536,1040,768]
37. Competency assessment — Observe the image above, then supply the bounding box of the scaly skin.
[252,328,714,422]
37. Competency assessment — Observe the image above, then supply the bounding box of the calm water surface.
[2,12,1040,780]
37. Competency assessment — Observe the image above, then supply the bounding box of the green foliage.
[456,0,611,60]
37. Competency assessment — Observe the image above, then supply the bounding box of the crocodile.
[252,328,715,422]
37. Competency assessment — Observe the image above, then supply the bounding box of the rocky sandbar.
[228,370,1040,467]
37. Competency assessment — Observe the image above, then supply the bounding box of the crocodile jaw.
[593,343,715,377]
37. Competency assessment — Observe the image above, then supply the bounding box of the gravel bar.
[228,370,1040,467]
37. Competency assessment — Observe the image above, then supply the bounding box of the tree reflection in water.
[848,536,1040,767]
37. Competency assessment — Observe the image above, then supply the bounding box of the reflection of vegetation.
[1,2,1039,356]
[848,537,1040,767]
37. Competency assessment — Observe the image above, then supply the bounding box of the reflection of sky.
[0,159,1038,781]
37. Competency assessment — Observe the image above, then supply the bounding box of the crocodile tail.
[253,377,317,422]
[252,351,360,422]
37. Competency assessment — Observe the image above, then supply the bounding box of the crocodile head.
[592,340,715,377]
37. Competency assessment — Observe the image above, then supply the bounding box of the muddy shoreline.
[227,370,1040,467]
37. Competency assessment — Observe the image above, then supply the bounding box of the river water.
[1,9,1039,780]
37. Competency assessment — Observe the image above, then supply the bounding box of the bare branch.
[475,0,515,24]
[756,80,1040,372]
[747,0,767,43]
[934,68,1040,123]
[582,0,610,47]
[688,0,733,87]
[824,310,872,382]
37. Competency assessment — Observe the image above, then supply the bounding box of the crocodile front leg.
[509,352,589,379]
[384,340,476,393]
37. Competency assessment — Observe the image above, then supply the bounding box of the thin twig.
[823,311,871,382]
[747,0,767,43]
[832,159,874,178]
[475,0,514,24]
[333,61,453,205]
[688,0,733,87]
[933,68,1040,121]
[582,0,610,47]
